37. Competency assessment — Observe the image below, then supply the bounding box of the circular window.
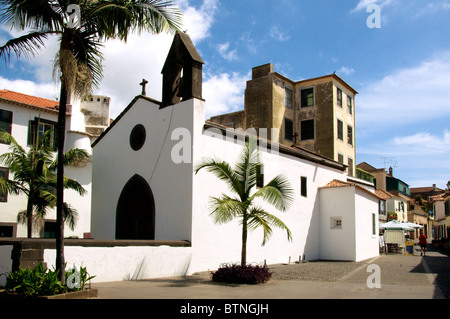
[130,124,146,151]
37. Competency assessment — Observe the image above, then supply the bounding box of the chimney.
[433,184,436,191]
[389,166,393,176]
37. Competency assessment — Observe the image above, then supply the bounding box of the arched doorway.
[116,175,155,239]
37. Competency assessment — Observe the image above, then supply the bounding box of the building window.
[300,88,314,108]
[347,95,353,114]
[337,119,343,140]
[337,153,344,164]
[0,223,16,237]
[0,167,8,202]
[347,125,353,145]
[0,109,13,144]
[301,176,307,197]
[348,157,353,177]
[28,118,58,150]
[331,217,342,230]
[256,164,264,189]
[337,88,342,107]
[284,118,294,141]
[285,87,293,109]
[379,200,386,216]
[43,220,57,238]
[372,213,376,235]
[300,119,314,141]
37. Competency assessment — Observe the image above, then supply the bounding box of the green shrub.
[4,263,95,297]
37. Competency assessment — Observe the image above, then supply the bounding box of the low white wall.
[0,245,13,287]
[43,245,192,283]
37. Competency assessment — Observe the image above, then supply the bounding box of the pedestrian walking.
[419,233,427,256]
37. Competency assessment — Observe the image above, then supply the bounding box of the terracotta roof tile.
[320,179,384,200]
[375,189,393,200]
[0,89,59,112]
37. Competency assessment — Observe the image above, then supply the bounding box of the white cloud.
[358,130,450,188]
[356,51,450,129]
[0,76,59,100]
[217,42,238,61]
[350,0,394,13]
[269,26,290,42]
[203,71,250,119]
[337,66,355,76]
[0,0,220,119]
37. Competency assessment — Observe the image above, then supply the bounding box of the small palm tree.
[195,139,294,266]
[0,129,88,238]
[0,0,182,282]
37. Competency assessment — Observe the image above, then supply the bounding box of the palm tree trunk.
[26,196,33,238]
[241,217,248,266]
[55,83,67,284]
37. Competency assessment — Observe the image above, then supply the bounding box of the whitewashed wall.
[0,101,93,238]
[91,98,196,242]
[354,188,379,261]
[0,245,13,286]
[188,99,347,274]
[319,187,356,261]
[319,186,379,262]
[43,245,192,282]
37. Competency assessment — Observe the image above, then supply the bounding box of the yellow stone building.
[210,63,358,176]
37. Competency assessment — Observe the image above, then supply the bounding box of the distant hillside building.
[210,63,358,177]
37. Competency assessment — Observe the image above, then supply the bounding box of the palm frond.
[0,177,27,196]
[49,148,90,171]
[195,158,243,197]
[234,139,260,195]
[85,0,183,41]
[63,202,79,231]
[250,175,294,212]
[0,0,65,31]
[208,195,243,224]
[0,31,50,63]
[247,207,292,246]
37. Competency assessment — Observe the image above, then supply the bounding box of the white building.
[89,32,382,278]
[0,89,110,239]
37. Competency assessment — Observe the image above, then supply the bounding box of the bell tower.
[161,32,204,108]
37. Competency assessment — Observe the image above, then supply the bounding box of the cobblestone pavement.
[93,242,449,299]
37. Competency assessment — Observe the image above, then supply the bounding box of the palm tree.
[0,0,182,282]
[0,129,89,238]
[195,139,294,266]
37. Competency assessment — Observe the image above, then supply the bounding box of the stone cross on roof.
[140,79,148,96]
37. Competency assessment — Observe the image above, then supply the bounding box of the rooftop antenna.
[380,156,397,170]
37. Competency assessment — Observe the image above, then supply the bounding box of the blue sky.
[1,0,449,189]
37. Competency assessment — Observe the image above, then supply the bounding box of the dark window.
[301,176,307,197]
[337,88,342,107]
[337,120,343,140]
[0,167,8,202]
[0,225,14,237]
[372,213,376,235]
[0,109,13,144]
[285,88,293,108]
[347,95,353,114]
[28,118,58,150]
[301,88,314,107]
[300,119,314,141]
[43,221,57,238]
[284,118,294,141]
[130,124,146,151]
[338,154,344,164]
[347,125,353,145]
[348,158,354,177]
[256,164,264,188]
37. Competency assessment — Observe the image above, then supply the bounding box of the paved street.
[92,243,449,300]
